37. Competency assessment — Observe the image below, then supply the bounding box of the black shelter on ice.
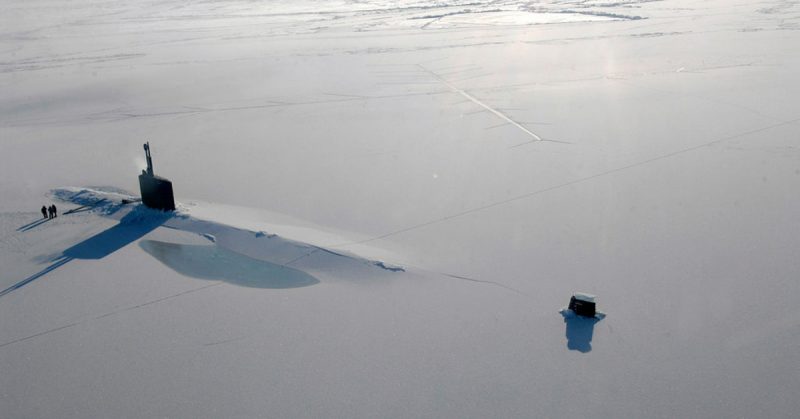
[138,142,175,211]
[568,293,597,318]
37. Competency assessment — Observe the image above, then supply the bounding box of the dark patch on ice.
[560,308,605,353]
[374,261,405,272]
[140,240,319,289]
[312,246,350,259]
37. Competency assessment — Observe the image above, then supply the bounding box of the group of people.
[41,204,58,219]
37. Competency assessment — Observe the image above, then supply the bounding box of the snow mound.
[139,240,319,289]
[50,186,139,216]
[51,188,405,282]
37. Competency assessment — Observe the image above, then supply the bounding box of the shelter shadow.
[561,310,604,353]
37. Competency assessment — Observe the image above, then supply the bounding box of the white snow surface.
[2,0,800,418]
[572,292,595,303]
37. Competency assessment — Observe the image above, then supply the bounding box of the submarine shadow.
[2,208,169,298]
[63,210,169,259]
[140,240,319,289]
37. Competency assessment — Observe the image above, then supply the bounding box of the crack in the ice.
[0,283,225,351]
[330,116,800,246]
[442,273,531,297]
[418,64,546,144]
[0,322,78,350]
[93,282,223,320]
[203,336,246,347]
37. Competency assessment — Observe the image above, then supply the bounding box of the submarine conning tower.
[138,142,176,211]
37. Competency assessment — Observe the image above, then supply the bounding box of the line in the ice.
[0,283,226,351]
[441,273,531,298]
[330,116,800,247]
[93,282,224,320]
[418,64,545,143]
[0,322,78,350]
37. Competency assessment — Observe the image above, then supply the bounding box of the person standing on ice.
[51,204,57,218]
[41,205,47,219]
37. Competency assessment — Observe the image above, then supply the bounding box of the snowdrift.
[50,187,405,288]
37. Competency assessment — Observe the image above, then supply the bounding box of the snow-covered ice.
[2,0,800,417]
